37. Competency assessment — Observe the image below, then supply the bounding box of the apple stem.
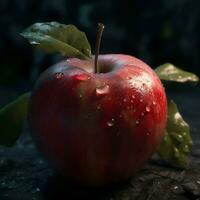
[95,23,105,73]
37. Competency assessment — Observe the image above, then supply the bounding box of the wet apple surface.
[28,54,167,186]
[1,85,200,199]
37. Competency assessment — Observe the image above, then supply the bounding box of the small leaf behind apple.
[21,22,92,59]
[157,100,193,168]
[155,63,199,83]
[0,92,30,146]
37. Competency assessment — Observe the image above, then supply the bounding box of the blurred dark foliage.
[0,0,200,86]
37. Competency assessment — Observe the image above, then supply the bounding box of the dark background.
[0,0,200,199]
[1,0,200,87]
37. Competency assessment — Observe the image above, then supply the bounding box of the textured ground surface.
[0,85,199,200]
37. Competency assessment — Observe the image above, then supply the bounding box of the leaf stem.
[95,23,105,73]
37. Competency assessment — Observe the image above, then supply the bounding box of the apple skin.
[28,54,167,187]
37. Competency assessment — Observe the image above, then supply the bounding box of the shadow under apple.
[42,172,132,200]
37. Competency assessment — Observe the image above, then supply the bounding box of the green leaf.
[0,92,30,146]
[155,63,199,83]
[157,100,193,168]
[21,21,91,59]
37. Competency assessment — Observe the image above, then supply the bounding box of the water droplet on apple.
[139,99,143,103]
[74,74,90,81]
[97,105,101,110]
[123,98,127,102]
[145,105,151,112]
[132,95,135,99]
[135,119,140,125]
[131,100,134,103]
[79,94,83,98]
[96,85,110,96]
[55,72,64,79]
[107,119,115,127]
[152,101,156,105]
[146,132,151,136]
[141,112,145,116]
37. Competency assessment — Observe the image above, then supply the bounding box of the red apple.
[28,54,167,186]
